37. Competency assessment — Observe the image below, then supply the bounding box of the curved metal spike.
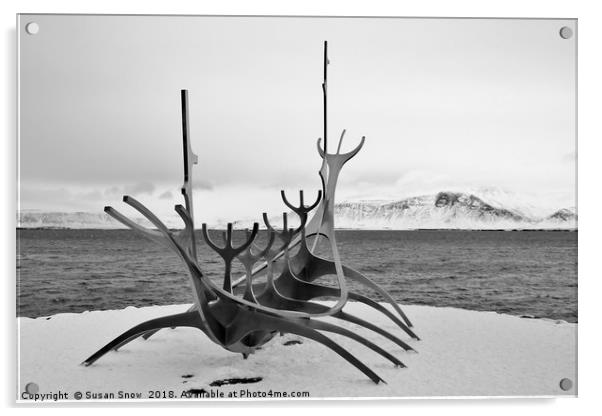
[317,138,325,158]
[272,249,417,348]
[140,304,199,341]
[280,189,322,214]
[202,222,259,259]
[254,262,416,351]
[105,206,168,248]
[201,223,224,254]
[249,229,276,259]
[347,292,420,340]
[338,135,366,161]
[122,196,171,234]
[306,319,405,367]
[262,213,293,244]
[162,223,319,319]
[337,310,415,352]
[222,312,385,384]
[82,311,204,367]
[262,213,276,233]
[174,204,192,228]
[343,264,414,329]
[232,222,259,254]
[317,133,365,162]
[280,190,298,213]
[287,231,415,332]
[248,267,409,364]
[237,230,275,304]
[306,190,322,211]
[336,129,346,154]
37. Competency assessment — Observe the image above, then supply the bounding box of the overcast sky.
[19,15,576,223]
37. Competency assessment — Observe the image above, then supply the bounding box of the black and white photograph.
[16,14,577,401]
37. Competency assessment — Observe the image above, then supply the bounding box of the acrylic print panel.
[17,15,577,401]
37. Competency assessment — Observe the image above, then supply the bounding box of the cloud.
[20,187,72,202]
[104,186,122,196]
[124,182,155,195]
[337,169,476,202]
[79,190,103,201]
[193,180,213,191]
[19,185,106,212]
[159,190,173,200]
[394,170,454,191]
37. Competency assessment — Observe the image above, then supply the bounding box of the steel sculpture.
[83,42,418,383]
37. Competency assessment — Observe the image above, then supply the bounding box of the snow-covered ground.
[17,302,577,401]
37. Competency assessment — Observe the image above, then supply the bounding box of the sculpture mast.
[180,89,199,261]
[322,41,328,153]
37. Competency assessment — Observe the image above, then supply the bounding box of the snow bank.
[17,302,576,401]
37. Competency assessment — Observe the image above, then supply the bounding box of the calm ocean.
[16,229,577,322]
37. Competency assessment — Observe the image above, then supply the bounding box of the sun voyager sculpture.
[83,42,419,384]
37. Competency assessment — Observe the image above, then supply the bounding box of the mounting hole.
[559,378,573,391]
[559,26,573,39]
[25,382,39,394]
[25,22,39,35]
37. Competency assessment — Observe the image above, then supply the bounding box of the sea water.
[16,229,577,322]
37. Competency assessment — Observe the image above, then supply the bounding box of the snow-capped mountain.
[17,211,163,229]
[18,211,120,229]
[547,208,577,222]
[334,191,577,230]
[18,191,577,230]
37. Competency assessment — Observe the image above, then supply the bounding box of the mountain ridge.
[18,191,577,230]
[334,191,575,230]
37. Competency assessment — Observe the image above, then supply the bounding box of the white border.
[3,0,601,414]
